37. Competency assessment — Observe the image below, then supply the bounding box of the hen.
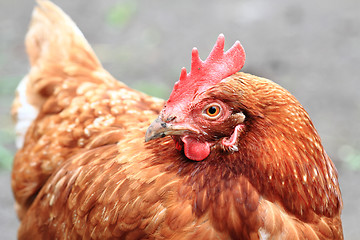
[12,1,343,239]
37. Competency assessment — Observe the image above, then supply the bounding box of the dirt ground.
[0,0,359,239]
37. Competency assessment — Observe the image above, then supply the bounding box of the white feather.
[258,228,270,240]
[14,76,39,149]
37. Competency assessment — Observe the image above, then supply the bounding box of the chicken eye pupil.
[208,106,217,115]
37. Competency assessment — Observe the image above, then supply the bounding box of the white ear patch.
[14,76,39,149]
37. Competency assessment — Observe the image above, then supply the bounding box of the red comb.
[166,34,245,111]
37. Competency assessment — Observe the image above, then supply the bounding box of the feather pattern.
[12,1,343,239]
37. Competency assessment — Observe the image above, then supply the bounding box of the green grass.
[0,115,16,170]
[107,1,138,27]
[0,145,14,170]
[0,76,19,95]
[0,75,20,170]
[131,81,169,99]
[339,144,360,171]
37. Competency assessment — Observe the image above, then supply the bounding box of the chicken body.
[12,1,343,239]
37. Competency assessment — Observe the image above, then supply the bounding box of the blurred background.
[0,0,359,239]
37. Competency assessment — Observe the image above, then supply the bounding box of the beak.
[145,116,191,142]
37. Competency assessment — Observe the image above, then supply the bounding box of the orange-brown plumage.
[12,1,343,239]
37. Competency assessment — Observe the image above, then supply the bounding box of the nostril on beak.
[145,116,169,142]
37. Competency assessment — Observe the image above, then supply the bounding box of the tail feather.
[12,0,106,149]
[26,0,101,68]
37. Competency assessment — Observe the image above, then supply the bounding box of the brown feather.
[12,1,343,239]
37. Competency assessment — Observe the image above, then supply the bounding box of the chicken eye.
[203,104,222,119]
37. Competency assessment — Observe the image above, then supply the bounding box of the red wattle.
[181,136,210,161]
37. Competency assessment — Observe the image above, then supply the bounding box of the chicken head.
[145,34,246,161]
